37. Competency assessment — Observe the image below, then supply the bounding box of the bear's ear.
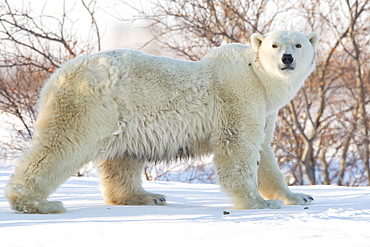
[307,32,319,50]
[251,33,265,51]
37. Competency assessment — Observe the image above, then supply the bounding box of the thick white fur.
[5,31,319,213]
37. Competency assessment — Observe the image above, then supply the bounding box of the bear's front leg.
[257,113,314,206]
[258,144,314,206]
[214,133,283,210]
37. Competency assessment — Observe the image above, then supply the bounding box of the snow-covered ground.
[1,168,369,247]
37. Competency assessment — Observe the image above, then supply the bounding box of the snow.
[1,168,370,246]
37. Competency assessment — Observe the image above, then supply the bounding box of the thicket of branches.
[1,0,369,185]
[0,0,100,159]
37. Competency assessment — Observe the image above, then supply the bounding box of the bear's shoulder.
[203,43,253,61]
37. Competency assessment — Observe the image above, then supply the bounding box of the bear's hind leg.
[5,144,90,214]
[99,156,166,205]
[5,90,119,214]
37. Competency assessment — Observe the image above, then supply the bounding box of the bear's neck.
[254,67,304,114]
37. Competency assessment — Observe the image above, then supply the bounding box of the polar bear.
[6,30,319,214]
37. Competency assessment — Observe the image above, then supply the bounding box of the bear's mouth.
[281,66,295,71]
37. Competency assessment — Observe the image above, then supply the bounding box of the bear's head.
[251,30,319,80]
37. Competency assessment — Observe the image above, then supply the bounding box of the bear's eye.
[295,44,302,48]
[272,44,278,49]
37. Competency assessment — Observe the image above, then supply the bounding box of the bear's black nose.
[282,54,294,65]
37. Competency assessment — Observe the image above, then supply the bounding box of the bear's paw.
[121,193,167,206]
[285,193,314,206]
[265,199,284,209]
[12,200,66,214]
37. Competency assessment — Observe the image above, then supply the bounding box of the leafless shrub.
[0,0,101,161]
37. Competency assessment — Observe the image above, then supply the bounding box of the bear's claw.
[285,193,314,206]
